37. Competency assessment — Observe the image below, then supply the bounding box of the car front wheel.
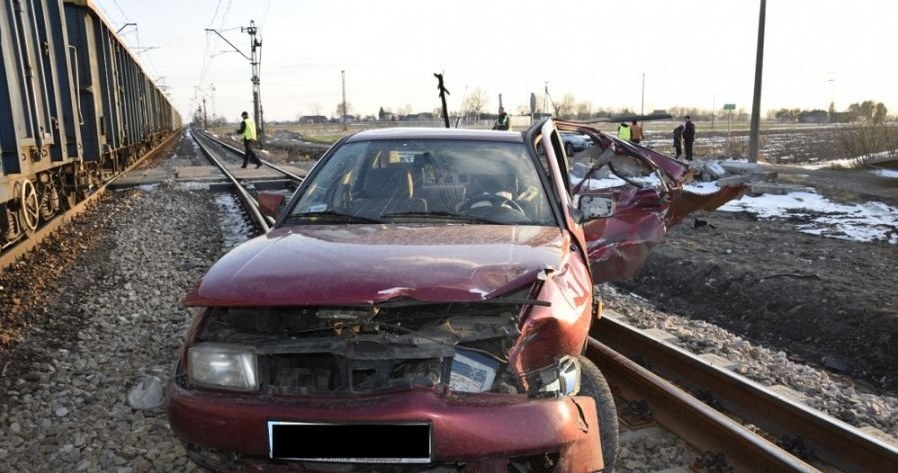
[579,356,619,472]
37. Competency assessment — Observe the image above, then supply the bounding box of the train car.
[0,0,179,251]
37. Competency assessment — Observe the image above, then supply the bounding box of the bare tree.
[463,88,489,121]
[309,102,322,116]
[873,102,888,124]
[575,100,594,120]
[335,102,353,118]
[555,93,576,118]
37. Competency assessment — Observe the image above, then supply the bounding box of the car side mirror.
[577,195,615,221]
[257,192,286,220]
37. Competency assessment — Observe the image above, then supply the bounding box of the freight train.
[0,0,180,251]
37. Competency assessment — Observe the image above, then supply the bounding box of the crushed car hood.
[185,225,567,307]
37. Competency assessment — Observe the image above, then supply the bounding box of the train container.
[0,0,179,252]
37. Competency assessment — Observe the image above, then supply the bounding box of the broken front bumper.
[167,383,603,472]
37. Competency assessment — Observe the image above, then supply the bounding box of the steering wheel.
[457,192,526,215]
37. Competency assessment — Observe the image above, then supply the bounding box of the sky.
[92,0,898,122]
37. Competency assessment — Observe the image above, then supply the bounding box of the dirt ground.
[616,168,898,393]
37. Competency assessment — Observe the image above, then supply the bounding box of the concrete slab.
[719,161,764,174]
[749,183,815,195]
[114,169,171,187]
[703,161,728,180]
[717,175,753,186]
[174,166,223,180]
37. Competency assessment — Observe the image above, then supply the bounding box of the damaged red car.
[167,119,743,472]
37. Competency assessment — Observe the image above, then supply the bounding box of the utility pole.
[210,83,216,120]
[202,97,207,128]
[748,0,766,163]
[243,21,263,146]
[341,70,347,131]
[205,20,264,145]
[641,72,645,116]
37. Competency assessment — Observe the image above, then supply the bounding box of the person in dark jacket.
[236,111,263,169]
[630,120,643,144]
[673,124,684,159]
[492,107,510,130]
[683,115,696,161]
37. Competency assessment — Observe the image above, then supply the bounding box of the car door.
[548,119,747,283]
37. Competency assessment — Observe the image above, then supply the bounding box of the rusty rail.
[590,312,898,473]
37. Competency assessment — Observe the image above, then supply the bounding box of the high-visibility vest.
[240,118,257,141]
[618,124,631,141]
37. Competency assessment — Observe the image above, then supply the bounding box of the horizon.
[92,0,898,122]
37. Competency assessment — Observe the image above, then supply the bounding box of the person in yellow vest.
[236,111,262,169]
[617,122,631,141]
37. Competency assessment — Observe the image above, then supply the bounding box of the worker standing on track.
[236,111,263,169]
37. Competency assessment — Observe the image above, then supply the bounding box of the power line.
[109,0,129,21]
[260,0,273,27]
[208,0,223,27]
[219,0,233,29]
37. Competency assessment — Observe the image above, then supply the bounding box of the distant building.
[298,115,328,124]
[798,110,829,124]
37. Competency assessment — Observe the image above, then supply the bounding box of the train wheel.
[18,180,40,231]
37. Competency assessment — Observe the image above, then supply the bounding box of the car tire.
[565,142,575,156]
[579,356,619,472]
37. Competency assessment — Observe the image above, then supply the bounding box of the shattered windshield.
[288,139,555,225]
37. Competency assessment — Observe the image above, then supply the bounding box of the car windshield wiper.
[379,211,504,224]
[285,210,383,224]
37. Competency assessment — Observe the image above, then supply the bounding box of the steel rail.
[591,312,898,473]
[193,129,307,183]
[586,337,819,472]
[189,129,270,233]
[0,131,182,273]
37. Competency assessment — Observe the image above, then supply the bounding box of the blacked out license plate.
[268,421,432,463]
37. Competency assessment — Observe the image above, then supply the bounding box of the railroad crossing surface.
[112,164,308,188]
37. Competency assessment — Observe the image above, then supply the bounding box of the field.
[212,119,898,171]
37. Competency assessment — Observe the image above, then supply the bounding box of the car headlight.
[188,343,259,392]
[528,356,581,397]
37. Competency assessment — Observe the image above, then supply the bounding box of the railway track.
[0,131,182,273]
[589,311,898,472]
[188,127,304,232]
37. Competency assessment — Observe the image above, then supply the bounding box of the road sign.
[723,103,736,110]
